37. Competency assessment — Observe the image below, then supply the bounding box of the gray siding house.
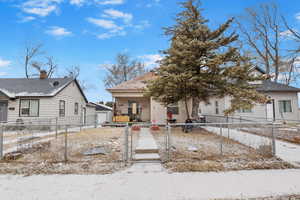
[0,73,90,124]
[200,68,300,122]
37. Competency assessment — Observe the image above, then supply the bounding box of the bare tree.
[64,66,95,91]
[31,56,57,78]
[235,4,283,82]
[103,53,147,88]
[279,57,300,85]
[66,65,80,78]
[282,17,300,53]
[23,43,44,78]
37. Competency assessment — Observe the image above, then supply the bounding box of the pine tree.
[145,0,267,119]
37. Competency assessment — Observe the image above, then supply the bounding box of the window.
[74,103,79,115]
[59,100,65,117]
[20,99,39,117]
[238,108,252,113]
[279,100,292,113]
[215,101,219,114]
[167,103,179,115]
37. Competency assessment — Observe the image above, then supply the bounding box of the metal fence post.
[167,124,171,161]
[64,125,68,162]
[271,123,276,156]
[219,124,223,155]
[0,125,3,160]
[130,126,133,161]
[124,123,129,164]
[55,117,58,139]
[94,114,97,128]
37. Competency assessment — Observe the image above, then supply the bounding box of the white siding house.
[199,68,300,122]
[0,74,93,125]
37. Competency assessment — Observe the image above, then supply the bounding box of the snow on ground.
[204,126,300,165]
[1,167,300,200]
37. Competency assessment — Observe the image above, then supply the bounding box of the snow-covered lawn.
[204,126,300,165]
[1,165,300,200]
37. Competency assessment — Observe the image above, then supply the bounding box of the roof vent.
[53,81,60,87]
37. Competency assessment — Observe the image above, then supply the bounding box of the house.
[89,103,113,124]
[108,67,300,123]
[0,71,91,125]
[107,72,192,124]
[199,68,300,122]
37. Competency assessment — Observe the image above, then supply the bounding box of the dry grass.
[0,127,127,175]
[152,127,294,172]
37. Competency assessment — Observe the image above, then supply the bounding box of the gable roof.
[107,72,156,92]
[107,70,300,94]
[90,103,112,111]
[256,80,300,92]
[0,77,88,101]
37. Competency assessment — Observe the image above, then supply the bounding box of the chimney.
[40,70,48,79]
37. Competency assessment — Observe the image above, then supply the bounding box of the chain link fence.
[0,120,297,174]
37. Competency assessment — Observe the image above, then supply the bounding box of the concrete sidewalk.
[1,169,300,200]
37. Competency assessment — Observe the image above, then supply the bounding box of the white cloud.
[102,9,132,23]
[280,30,294,37]
[97,0,124,5]
[296,13,300,21]
[19,16,36,23]
[0,58,11,68]
[280,29,299,40]
[87,18,121,30]
[139,54,163,68]
[132,20,150,30]
[87,17,126,39]
[45,26,72,37]
[21,0,62,17]
[0,72,8,76]
[69,0,86,6]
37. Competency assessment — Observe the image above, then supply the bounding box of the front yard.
[152,127,294,172]
[0,127,126,175]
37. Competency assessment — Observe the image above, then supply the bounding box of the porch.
[114,97,151,122]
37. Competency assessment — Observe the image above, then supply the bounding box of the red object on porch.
[131,125,141,131]
[150,125,160,131]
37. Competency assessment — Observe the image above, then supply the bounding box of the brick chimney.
[40,70,48,79]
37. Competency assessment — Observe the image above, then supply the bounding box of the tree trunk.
[184,95,190,119]
[191,97,200,119]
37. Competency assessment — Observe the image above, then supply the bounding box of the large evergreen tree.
[145,0,267,119]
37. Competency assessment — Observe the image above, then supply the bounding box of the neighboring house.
[0,71,91,125]
[107,72,192,124]
[90,103,112,124]
[199,68,300,122]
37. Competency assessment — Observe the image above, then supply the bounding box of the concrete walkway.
[133,128,160,161]
[1,169,300,200]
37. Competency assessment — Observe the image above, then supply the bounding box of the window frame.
[167,102,179,115]
[215,101,219,114]
[74,102,79,115]
[238,108,252,113]
[278,100,292,113]
[19,99,40,117]
[59,100,66,117]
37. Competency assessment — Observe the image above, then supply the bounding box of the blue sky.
[0,0,300,102]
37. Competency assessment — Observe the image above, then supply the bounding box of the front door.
[0,101,8,122]
[266,99,275,121]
